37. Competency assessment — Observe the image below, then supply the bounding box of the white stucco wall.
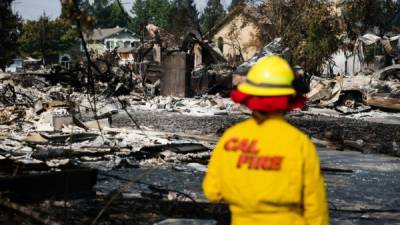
[211,14,263,61]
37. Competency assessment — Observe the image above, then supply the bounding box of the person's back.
[202,56,329,225]
[203,115,328,225]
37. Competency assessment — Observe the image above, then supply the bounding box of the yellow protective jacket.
[203,115,329,225]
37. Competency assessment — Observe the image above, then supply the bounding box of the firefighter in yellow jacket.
[203,56,329,225]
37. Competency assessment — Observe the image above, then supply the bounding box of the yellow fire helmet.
[238,55,296,96]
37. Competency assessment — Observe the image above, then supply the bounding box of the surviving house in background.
[205,3,272,64]
[84,27,140,57]
[5,57,24,73]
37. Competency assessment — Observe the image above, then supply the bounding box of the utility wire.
[70,0,105,135]
[116,96,150,139]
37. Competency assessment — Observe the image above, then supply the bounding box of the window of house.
[124,41,131,48]
[60,55,71,69]
[106,41,111,49]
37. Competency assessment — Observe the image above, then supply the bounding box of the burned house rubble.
[305,33,400,113]
[232,37,400,114]
[102,24,235,98]
[307,66,400,113]
[0,24,400,225]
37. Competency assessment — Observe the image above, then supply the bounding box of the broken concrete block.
[156,219,217,225]
[36,122,54,132]
[60,125,86,134]
[53,115,73,131]
[35,122,54,132]
[34,110,54,131]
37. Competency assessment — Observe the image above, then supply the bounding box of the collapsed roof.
[182,33,227,65]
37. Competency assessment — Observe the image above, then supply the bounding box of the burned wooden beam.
[130,144,209,161]
[140,143,209,154]
[31,146,117,161]
[39,132,99,144]
[0,168,97,202]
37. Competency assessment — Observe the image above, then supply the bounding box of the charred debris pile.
[0,68,234,224]
[0,70,233,224]
[0,24,242,224]
[234,36,400,114]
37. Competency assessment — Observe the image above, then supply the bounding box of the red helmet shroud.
[231,88,306,113]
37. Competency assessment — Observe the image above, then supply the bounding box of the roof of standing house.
[84,27,138,41]
[204,3,272,39]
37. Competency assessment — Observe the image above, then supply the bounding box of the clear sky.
[13,0,232,21]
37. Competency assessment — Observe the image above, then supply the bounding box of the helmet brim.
[238,82,296,96]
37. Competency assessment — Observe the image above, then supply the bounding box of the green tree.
[80,0,92,12]
[0,0,22,70]
[110,0,128,27]
[244,0,342,76]
[61,0,96,36]
[18,14,77,64]
[92,0,113,28]
[341,0,399,40]
[201,0,226,33]
[62,0,125,29]
[168,0,201,36]
[61,0,92,19]
[129,0,171,33]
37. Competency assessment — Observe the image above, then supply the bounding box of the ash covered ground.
[0,81,399,224]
